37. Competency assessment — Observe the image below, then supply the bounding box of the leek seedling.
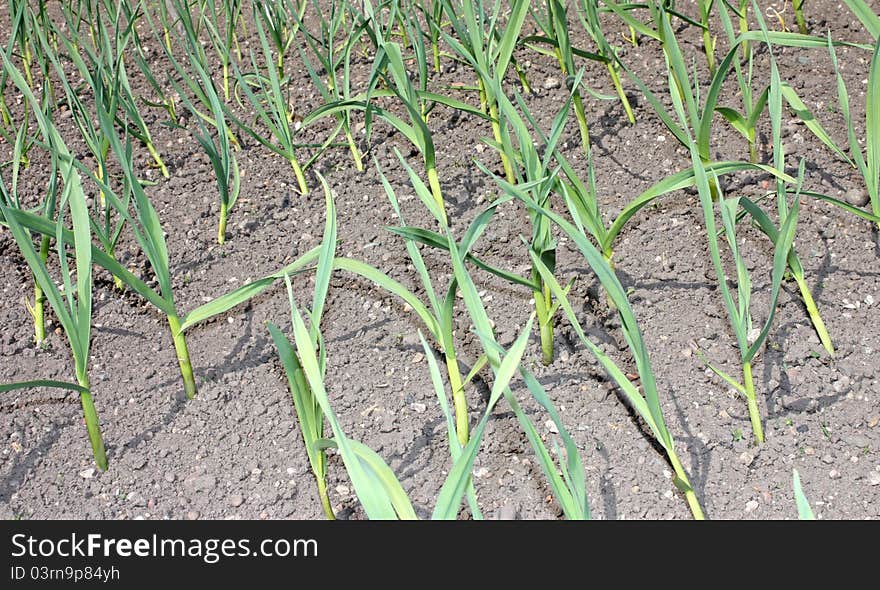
[758,10,835,355]
[343,0,489,221]
[127,4,178,125]
[479,71,587,365]
[253,0,304,80]
[170,48,241,244]
[439,0,532,183]
[668,49,801,443]
[0,101,59,347]
[270,177,417,520]
[419,0,444,72]
[525,0,601,154]
[699,0,717,74]
[0,52,106,469]
[575,0,635,123]
[85,94,200,398]
[202,0,245,101]
[268,176,339,519]
[827,37,880,232]
[292,0,366,171]
[231,5,309,194]
[504,193,704,519]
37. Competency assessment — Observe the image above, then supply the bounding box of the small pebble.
[829,469,841,479]
[186,511,200,520]
[545,420,559,434]
[821,454,834,464]
[496,503,518,520]
[869,471,880,486]
[411,402,427,413]
[543,77,560,90]
[843,188,869,207]
[229,495,245,508]
[79,468,95,479]
[739,452,755,467]
[745,500,759,512]
[164,473,176,483]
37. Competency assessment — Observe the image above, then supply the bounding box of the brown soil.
[1,0,878,520]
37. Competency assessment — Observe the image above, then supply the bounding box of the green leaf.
[333,257,441,339]
[179,247,322,333]
[432,315,534,520]
[842,0,880,39]
[780,83,853,166]
[0,379,89,394]
[347,440,418,520]
[793,469,816,520]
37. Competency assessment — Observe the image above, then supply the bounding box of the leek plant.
[439,0,532,183]
[56,0,169,178]
[202,0,246,101]
[91,107,200,399]
[479,71,588,365]
[231,3,310,194]
[575,0,635,123]
[526,0,599,154]
[253,0,305,80]
[667,49,801,443]
[0,81,58,346]
[502,188,705,519]
[292,0,367,171]
[699,0,717,74]
[0,52,106,469]
[170,48,241,244]
[419,0,444,72]
[827,37,880,232]
[268,176,344,519]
